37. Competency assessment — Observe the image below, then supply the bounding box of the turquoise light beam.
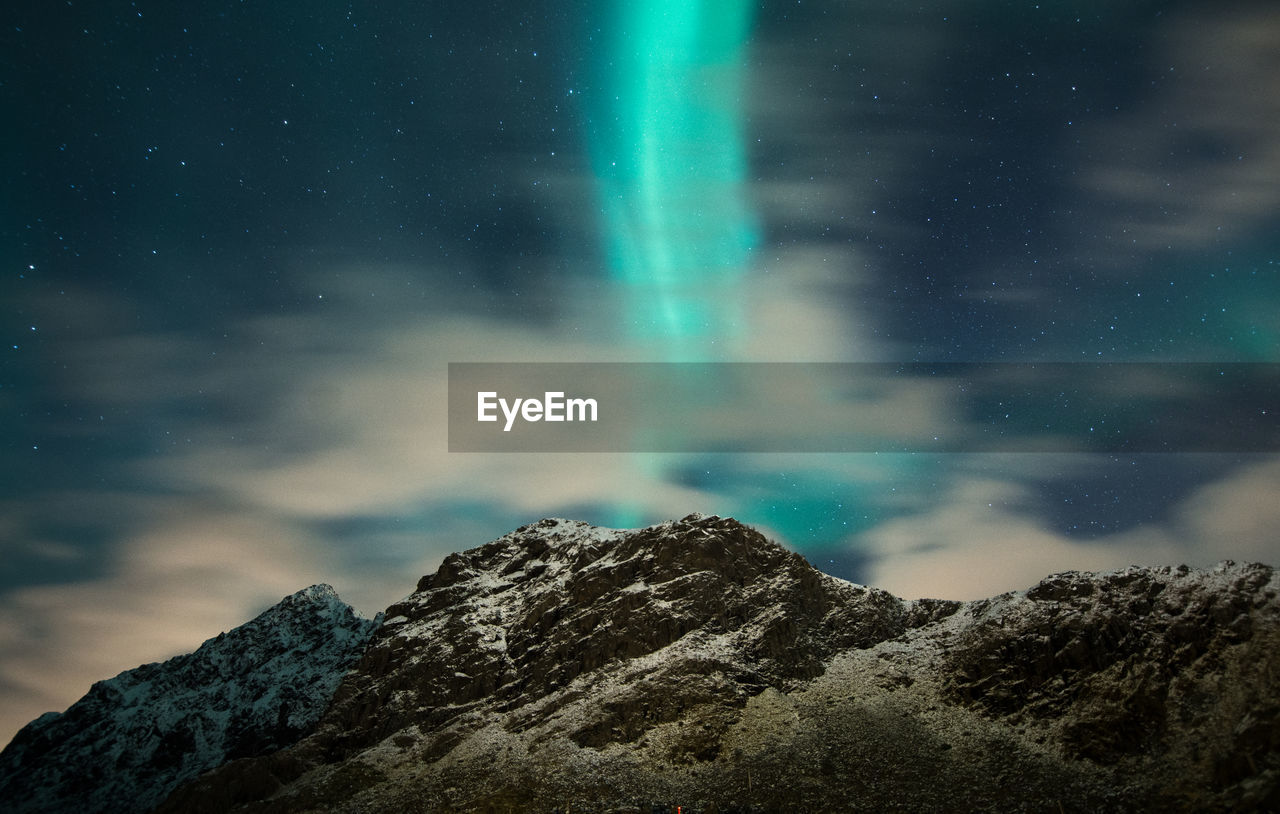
[590,0,759,355]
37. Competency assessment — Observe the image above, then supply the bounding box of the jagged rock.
[5,516,1278,812]
[155,516,1277,813]
[318,515,935,752]
[0,585,379,814]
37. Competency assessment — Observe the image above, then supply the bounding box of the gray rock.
[0,585,378,814]
[156,516,1280,812]
[5,516,1277,812]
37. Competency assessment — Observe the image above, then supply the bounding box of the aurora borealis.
[3,0,1280,749]
[589,0,758,347]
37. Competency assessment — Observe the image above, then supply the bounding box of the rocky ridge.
[0,584,378,814]
[2,515,1277,812]
[156,515,1279,813]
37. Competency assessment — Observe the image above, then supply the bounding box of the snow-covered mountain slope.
[0,584,378,814]
[152,515,1279,813]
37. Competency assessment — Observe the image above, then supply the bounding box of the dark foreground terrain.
[3,515,1277,812]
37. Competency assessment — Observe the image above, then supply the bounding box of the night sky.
[4,0,1279,747]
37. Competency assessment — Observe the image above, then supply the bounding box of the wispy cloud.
[1074,4,1280,257]
[6,2,1280,751]
[0,499,336,749]
[860,456,1280,600]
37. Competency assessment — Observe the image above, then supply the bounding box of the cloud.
[858,476,1178,600]
[1073,4,1280,257]
[1172,455,1280,563]
[860,456,1280,601]
[7,261,846,746]
[0,500,337,750]
[6,259,1278,749]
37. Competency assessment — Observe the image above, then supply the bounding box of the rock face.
[0,585,378,814]
[4,516,1278,812]
[153,515,1278,813]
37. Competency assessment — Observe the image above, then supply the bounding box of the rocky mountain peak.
[4,517,1278,813]
[418,514,788,593]
[0,585,378,814]
[162,518,1278,813]
[306,513,951,761]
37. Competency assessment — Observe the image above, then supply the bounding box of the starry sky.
[3,0,1279,747]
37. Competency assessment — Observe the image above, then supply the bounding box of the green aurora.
[590,0,759,351]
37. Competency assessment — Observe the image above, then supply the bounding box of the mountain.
[160,515,1278,813]
[0,584,378,814]
[3,515,1278,812]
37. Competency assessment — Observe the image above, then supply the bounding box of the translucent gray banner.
[447,362,1279,453]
